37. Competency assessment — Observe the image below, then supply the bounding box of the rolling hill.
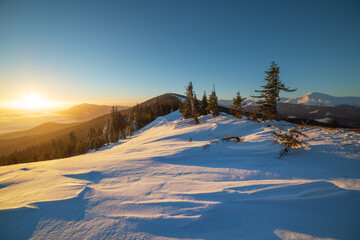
[0,94,181,157]
[58,103,128,121]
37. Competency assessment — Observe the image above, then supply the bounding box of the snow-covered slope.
[284,92,360,107]
[1,111,360,239]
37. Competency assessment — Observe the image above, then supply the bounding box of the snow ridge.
[0,111,359,239]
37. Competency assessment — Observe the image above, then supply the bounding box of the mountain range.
[1,92,360,158]
[283,92,360,106]
[219,92,360,107]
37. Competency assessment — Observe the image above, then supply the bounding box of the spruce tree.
[111,106,119,142]
[208,85,219,117]
[183,82,199,124]
[194,93,200,114]
[110,106,125,142]
[232,91,247,119]
[200,91,209,115]
[67,131,77,155]
[252,61,296,120]
[154,97,164,117]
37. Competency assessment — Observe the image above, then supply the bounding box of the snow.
[218,99,256,108]
[315,117,333,124]
[284,92,360,107]
[1,111,360,239]
[171,94,185,103]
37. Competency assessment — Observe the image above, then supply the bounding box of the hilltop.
[58,103,128,121]
[0,111,359,239]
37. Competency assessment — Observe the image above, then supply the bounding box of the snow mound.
[0,111,359,239]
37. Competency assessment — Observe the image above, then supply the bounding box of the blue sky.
[0,0,359,106]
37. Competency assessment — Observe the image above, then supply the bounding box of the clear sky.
[0,0,359,107]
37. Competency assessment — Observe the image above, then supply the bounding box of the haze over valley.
[0,0,359,239]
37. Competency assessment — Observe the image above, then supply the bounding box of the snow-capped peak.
[284,92,360,107]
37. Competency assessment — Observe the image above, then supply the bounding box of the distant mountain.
[0,94,181,157]
[219,98,288,108]
[0,122,81,141]
[220,92,360,108]
[58,103,128,121]
[284,92,360,107]
[218,99,254,107]
[220,92,360,128]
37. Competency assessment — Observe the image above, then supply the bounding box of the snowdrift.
[0,111,360,239]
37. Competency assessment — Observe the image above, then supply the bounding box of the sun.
[14,92,55,110]
[24,93,42,109]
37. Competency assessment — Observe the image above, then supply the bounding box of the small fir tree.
[208,85,219,116]
[232,91,247,119]
[182,82,199,124]
[252,61,296,120]
[200,91,209,115]
[194,93,200,114]
[272,121,309,158]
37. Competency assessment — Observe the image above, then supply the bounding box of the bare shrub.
[203,134,244,151]
[340,134,360,153]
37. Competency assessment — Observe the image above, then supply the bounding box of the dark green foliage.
[232,91,246,119]
[208,85,219,116]
[272,121,309,158]
[154,97,164,117]
[181,82,199,124]
[111,106,125,142]
[66,131,77,155]
[194,93,200,114]
[252,61,296,120]
[200,91,209,115]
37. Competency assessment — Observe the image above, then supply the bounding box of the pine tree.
[66,131,77,156]
[154,97,164,117]
[183,82,199,124]
[208,85,219,116]
[110,106,126,142]
[194,93,200,114]
[252,61,296,120]
[232,91,247,119]
[104,119,112,144]
[111,106,119,142]
[200,91,209,115]
[126,110,135,136]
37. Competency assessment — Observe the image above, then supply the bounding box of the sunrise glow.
[7,92,59,111]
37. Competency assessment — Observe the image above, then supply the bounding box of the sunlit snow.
[0,111,359,239]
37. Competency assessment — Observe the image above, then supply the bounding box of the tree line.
[179,82,220,123]
[179,61,307,158]
[180,61,296,123]
[0,97,181,166]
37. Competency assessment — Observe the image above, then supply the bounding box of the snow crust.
[1,111,360,239]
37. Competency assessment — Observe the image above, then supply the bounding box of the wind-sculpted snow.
[0,111,360,239]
